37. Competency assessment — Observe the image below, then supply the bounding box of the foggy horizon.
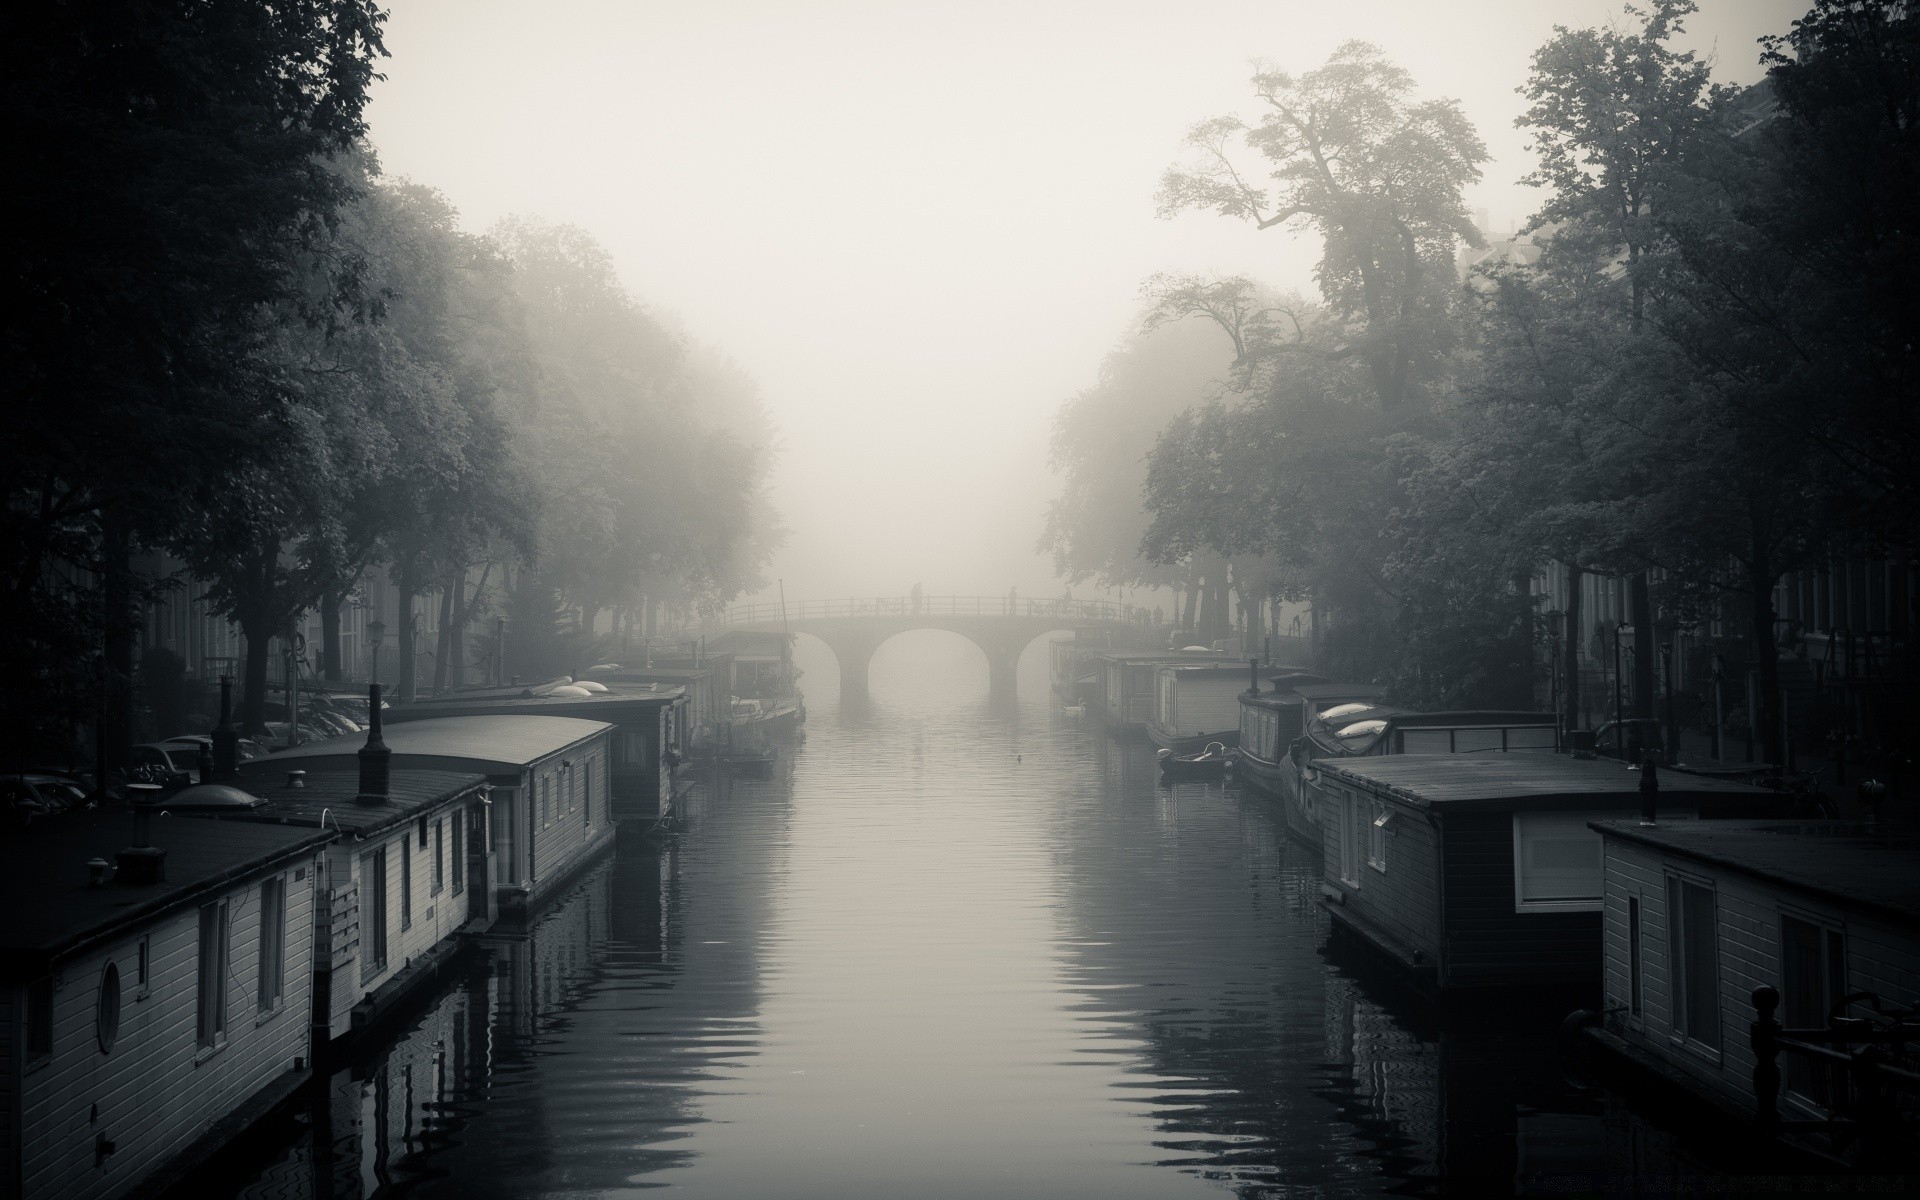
[363,0,1799,605]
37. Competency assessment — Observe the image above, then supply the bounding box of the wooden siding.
[1318,782,1445,967]
[16,854,320,1200]
[1,984,15,1198]
[525,736,618,909]
[320,807,473,1043]
[1599,837,1920,1120]
[1440,812,1601,989]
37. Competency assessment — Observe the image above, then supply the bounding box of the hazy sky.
[365,0,1804,607]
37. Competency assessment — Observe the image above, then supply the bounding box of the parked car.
[161,734,269,764]
[260,721,334,750]
[3,771,95,827]
[128,742,196,789]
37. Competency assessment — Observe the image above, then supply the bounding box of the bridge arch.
[808,620,1016,701]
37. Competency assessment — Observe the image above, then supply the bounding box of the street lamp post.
[367,618,386,688]
[1613,622,1629,740]
[1546,610,1565,740]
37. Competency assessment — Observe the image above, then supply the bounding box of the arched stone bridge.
[686,595,1157,700]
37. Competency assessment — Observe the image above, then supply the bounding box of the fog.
[365,0,1800,606]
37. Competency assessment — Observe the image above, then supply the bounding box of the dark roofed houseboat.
[1314,755,1779,997]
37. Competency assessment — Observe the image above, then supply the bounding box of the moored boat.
[1157,741,1231,781]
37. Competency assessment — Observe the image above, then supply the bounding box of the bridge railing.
[694,595,1153,627]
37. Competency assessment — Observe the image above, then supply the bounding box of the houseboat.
[1049,636,1101,706]
[214,710,495,1046]
[1282,707,1559,848]
[1231,676,1347,807]
[1148,663,1318,753]
[1094,650,1220,735]
[383,682,682,821]
[1580,818,1920,1165]
[583,662,726,756]
[1313,755,1778,996]
[0,808,329,1200]
[256,714,618,919]
[706,629,805,735]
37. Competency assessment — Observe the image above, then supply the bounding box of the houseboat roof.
[1386,710,1557,728]
[1590,820,1920,926]
[217,766,488,835]
[1096,650,1222,665]
[394,683,684,716]
[1318,754,1775,812]
[0,809,330,974]
[1292,684,1387,701]
[255,715,614,773]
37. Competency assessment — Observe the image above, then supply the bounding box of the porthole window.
[97,961,122,1054]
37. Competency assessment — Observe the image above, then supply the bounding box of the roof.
[1096,651,1223,665]
[1387,710,1556,729]
[1318,754,1776,811]
[255,715,613,774]
[1592,820,1920,926]
[0,808,329,972]
[220,765,488,835]
[1293,684,1387,701]
[384,684,683,723]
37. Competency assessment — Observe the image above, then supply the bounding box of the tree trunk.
[1563,564,1584,735]
[320,589,343,683]
[395,564,420,705]
[1630,571,1657,756]
[1748,545,1786,767]
[240,616,273,736]
[432,582,455,695]
[101,515,136,784]
[446,571,467,691]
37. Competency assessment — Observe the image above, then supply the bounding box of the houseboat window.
[450,811,465,893]
[361,849,389,982]
[417,817,428,849]
[583,760,592,826]
[136,935,150,993]
[1367,803,1391,872]
[97,961,121,1054]
[26,976,53,1062]
[432,820,445,895]
[1401,730,1451,754]
[257,876,284,1012]
[1666,877,1721,1051]
[401,840,414,932]
[1627,896,1642,1016]
[1512,812,1606,912]
[197,900,230,1048]
[1781,915,1848,1107]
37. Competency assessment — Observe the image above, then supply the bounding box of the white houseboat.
[257,714,618,919]
[0,810,329,1200]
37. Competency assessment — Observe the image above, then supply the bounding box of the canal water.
[188,634,1761,1199]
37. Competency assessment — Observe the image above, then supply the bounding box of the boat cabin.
[256,715,617,918]
[216,757,492,1044]
[1149,663,1314,752]
[0,810,329,1200]
[383,685,683,821]
[1095,651,1220,733]
[1314,755,1778,994]
[584,664,725,755]
[1587,819,1920,1159]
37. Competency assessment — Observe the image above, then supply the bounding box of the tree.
[3,0,387,762]
[1159,42,1487,410]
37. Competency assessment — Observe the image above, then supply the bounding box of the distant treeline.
[5,3,780,753]
[1042,0,1918,764]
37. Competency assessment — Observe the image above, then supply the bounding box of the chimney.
[1639,750,1660,825]
[210,675,238,782]
[356,682,391,806]
[119,783,167,884]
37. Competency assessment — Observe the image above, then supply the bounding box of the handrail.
[675,595,1155,629]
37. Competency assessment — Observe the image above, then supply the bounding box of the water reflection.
[186,640,1813,1198]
